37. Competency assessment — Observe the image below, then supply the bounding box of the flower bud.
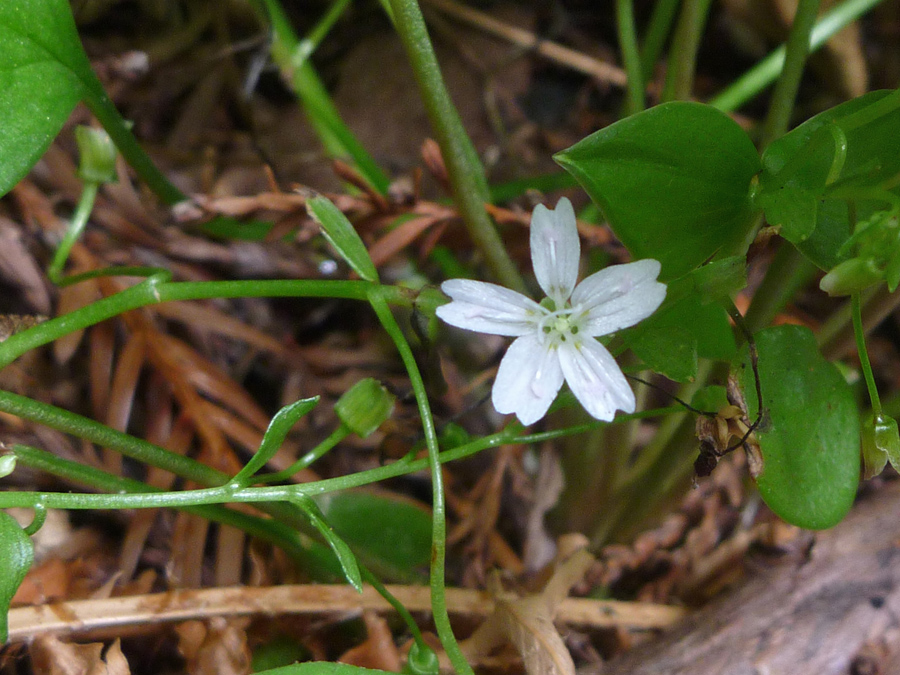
[0,454,15,479]
[335,378,395,437]
[819,257,883,296]
[861,413,900,479]
[75,126,118,184]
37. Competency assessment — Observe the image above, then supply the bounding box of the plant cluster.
[0,0,897,673]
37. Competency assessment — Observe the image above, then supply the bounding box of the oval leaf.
[0,511,34,642]
[735,325,859,529]
[316,491,431,582]
[307,196,379,282]
[555,102,760,281]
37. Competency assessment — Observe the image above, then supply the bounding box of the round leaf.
[735,325,859,529]
[315,490,431,582]
[555,102,760,281]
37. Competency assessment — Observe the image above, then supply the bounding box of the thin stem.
[710,0,884,112]
[48,183,98,282]
[852,292,882,415]
[0,275,413,369]
[387,0,525,293]
[817,284,900,359]
[760,0,822,148]
[9,444,340,577]
[257,426,350,483]
[80,83,186,206]
[660,0,713,102]
[366,289,473,675]
[616,0,645,114]
[639,0,680,83]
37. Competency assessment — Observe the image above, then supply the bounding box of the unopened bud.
[75,126,117,184]
[335,378,395,437]
[820,257,883,296]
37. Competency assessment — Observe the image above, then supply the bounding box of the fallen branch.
[8,583,685,643]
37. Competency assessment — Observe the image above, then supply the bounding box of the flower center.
[538,304,584,344]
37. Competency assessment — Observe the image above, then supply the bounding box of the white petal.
[559,338,634,422]
[437,279,543,336]
[571,259,666,337]
[492,334,564,425]
[531,198,580,307]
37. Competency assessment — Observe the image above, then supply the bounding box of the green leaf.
[555,102,760,281]
[760,89,900,270]
[231,397,319,487]
[688,256,747,305]
[315,491,431,582]
[291,494,362,592]
[756,184,818,242]
[0,0,96,196]
[307,196,379,283]
[256,663,397,674]
[0,511,34,642]
[624,280,736,382]
[735,325,859,529]
[201,218,277,241]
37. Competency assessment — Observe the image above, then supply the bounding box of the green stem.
[80,84,186,206]
[0,275,413,369]
[366,289,473,675]
[387,0,525,293]
[710,0,884,112]
[660,0,713,102]
[761,0,822,148]
[9,444,340,577]
[616,0,645,114]
[0,407,683,511]
[852,292,882,415]
[48,183,98,282]
[257,426,350,483]
[639,0,680,83]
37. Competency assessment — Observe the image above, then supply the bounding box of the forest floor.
[2,1,900,674]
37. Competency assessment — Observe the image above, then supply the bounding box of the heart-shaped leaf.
[0,0,100,197]
[555,102,760,281]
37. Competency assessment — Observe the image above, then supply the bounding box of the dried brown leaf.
[462,548,595,675]
[0,218,51,313]
[30,636,131,675]
[339,611,403,672]
[176,618,251,675]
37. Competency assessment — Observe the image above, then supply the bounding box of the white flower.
[436,198,666,425]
